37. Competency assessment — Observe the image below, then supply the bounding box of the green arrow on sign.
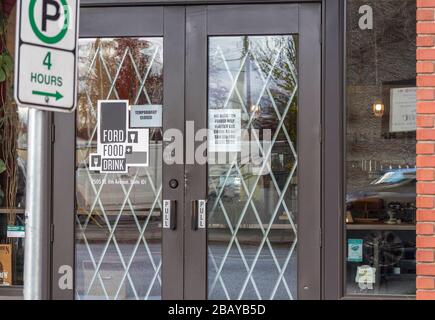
[32,90,63,101]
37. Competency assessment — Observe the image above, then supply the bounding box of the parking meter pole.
[24,109,51,300]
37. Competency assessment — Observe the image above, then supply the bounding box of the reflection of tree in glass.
[208,35,299,176]
[252,36,298,147]
[76,38,163,146]
[208,36,298,144]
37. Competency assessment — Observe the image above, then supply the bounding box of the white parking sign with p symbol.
[14,0,80,112]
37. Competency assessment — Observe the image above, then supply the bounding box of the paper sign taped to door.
[130,105,162,128]
[209,109,241,152]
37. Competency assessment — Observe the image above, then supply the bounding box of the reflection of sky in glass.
[208,36,297,113]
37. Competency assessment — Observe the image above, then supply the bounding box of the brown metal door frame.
[51,6,186,300]
[162,6,186,300]
[298,3,322,300]
[184,3,322,300]
[51,2,325,300]
[184,5,208,299]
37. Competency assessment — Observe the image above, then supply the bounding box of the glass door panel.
[184,4,321,300]
[207,35,299,300]
[52,4,319,301]
[75,37,163,300]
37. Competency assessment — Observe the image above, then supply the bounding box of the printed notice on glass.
[7,226,25,238]
[389,87,416,133]
[348,239,363,263]
[356,265,376,290]
[130,105,162,128]
[209,109,241,152]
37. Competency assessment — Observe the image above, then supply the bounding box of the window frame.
[0,0,382,301]
[340,0,417,300]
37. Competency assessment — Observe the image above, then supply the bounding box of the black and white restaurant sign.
[89,100,149,173]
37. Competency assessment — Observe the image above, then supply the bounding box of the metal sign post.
[24,109,51,300]
[14,0,80,300]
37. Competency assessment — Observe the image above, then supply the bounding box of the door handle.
[191,200,206,231]
[191,201,198,231]
[163,200,177,230]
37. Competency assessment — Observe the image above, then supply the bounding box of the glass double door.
[53,3,321,300]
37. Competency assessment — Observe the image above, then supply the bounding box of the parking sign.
[14,0,80,112]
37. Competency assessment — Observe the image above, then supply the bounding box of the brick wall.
[417,0,435,301]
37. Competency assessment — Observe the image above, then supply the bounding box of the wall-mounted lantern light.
[372,101,385,117]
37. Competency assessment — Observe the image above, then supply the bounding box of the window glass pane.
[345,0,416,296]
[0,3,26,287]
[75,37,163,300]
[207,35,299,300]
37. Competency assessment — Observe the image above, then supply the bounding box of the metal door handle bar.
[191,200,206,231]
[192,200,199,231]
[163,200,177,230]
